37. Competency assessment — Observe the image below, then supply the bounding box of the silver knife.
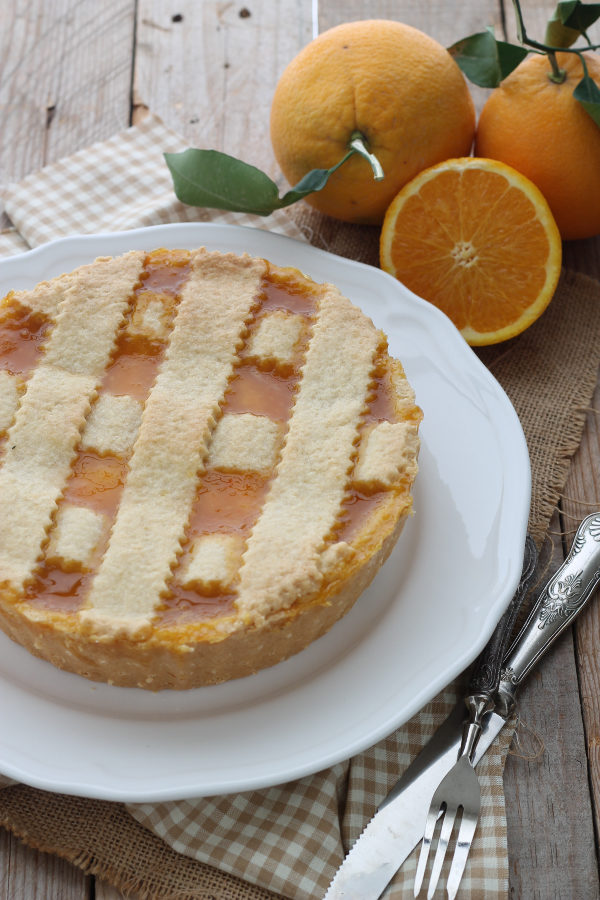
[324,512,600,900]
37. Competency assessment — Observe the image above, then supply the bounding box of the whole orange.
[270,20,475,225]
[475,52,600,240]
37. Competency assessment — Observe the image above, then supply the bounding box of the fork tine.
[413,803,442,896]
[426,803,458,900]
[446,809,478,900]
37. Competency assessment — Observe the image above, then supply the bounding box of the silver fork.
[414,537,538,899]
[413,701,483,898]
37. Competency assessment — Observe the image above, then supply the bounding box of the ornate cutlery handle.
[469,535,538,697]
[497,513,600,716]
[458,536,538,759]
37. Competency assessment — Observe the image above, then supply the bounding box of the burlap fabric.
[0,114,599,900]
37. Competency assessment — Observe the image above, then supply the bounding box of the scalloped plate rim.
[0,223,530,800]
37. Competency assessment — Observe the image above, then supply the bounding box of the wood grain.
[0,0,135,181]
[0,0,135,231]
[0,1,136,895]
[490,3,600,891]
[134,0,314,176]
[501,1,600,886]
[0,826,91,900]
[561,378,600,872]
[318,0,501,42]
[503,514,600,899]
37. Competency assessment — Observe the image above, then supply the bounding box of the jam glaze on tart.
[0,248,421,689]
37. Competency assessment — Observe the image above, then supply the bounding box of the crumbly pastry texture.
[0,247,422,689]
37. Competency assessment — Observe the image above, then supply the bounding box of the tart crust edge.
[0,498,410,689]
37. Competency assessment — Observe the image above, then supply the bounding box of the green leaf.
[495,35,530,78]
[164,141,377,216]
[545,18,581,47]
[165,149,286,216]
[278,162,348,206]
[559,0,600,29]
[573,71,600,125]
[448,29,528,87]
[545,1,600,46]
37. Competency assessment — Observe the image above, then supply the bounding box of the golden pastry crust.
[0,248,422,689]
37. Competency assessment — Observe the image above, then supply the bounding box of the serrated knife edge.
[322,705,507,899]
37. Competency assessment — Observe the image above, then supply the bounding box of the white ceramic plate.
[0,223,530,801]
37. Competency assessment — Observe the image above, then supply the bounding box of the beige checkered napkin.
[0,227,28,258]
[0,113,509,899]
[1,113,303,248]
[129,685,511,900]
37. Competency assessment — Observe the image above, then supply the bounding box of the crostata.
[0,248,421,688]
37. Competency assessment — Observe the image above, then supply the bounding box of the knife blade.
[324,513,600,900]
[323,534,537,900]
[323,704,508,900]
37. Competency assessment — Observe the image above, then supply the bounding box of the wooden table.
[1,1,599,897]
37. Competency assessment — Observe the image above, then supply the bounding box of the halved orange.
[380,157,562,345]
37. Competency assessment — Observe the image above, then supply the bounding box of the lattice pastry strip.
[80,393,143,457]
[47,505,108,571]
[0,252,144,589]
[208,412,282,474]
[10,272,70,320]
[353,421,420,490]
[180,534,245,592]
[80,250,267,637]
[245,309,304,368]
[127,290,175,343]
[236,283,381,623]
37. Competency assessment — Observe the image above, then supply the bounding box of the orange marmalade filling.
[0,303,51,376]
[0,253,401,623]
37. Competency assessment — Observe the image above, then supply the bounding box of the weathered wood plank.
[0,825,91,900]
[562,381,600,856]
[503,512,600,899]
[318,0,500,42]
[502,0,600,874]
[563,238,600,282]
[0,0,136,182]
[134,0,313,177]
[0,2,136,896]
[496,3,600,891]
[0,0,135,232]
